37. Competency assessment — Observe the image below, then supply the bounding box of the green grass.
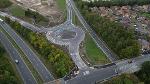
[0,0,12,8]
[102,74,140,84]
[56,0,67,21]
[56,0,66,11]
[141,12,150,19]
[85,34,109,64]
[72,14,82,26]
[0,27,43,84]
[9,4,25,17]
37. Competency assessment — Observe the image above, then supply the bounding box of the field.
[9,5,25,17]
[56,0,66,11]
[84,34,109,64]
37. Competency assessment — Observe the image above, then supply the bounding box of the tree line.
[25,9,49,24]
[80,0,150,7]
[135,61,150,84]
[103,74,139,84]
[4,17,74,77]
[75,0,140,59]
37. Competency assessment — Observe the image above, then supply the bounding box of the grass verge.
[102,74,140,84]
[72,14,82,26]
[84,34,109,65]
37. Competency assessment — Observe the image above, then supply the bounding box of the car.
[15,60,19,64]
[134,24,137,27]
[115,69,118,74]
[0,18,4,22]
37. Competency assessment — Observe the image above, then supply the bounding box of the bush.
[103,74,139,84]
[0,0,12,8]
[135,61,150,84]
[25,9,49,23]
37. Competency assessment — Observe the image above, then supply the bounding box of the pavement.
[0,27,37,84]
[0,22,54,82]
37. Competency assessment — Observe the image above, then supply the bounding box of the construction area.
[13,0,64,23]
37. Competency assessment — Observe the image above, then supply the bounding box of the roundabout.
[46,24,85,47]
[46,23,88,70]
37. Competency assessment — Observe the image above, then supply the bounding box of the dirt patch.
[11,0,64,24]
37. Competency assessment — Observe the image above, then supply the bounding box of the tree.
[0,0,12,8]
[135,61,150,84]
[74,1,140,59]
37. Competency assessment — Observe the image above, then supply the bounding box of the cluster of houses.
[91,5,150,52]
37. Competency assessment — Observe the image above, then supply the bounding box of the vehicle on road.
[0,18,4,22]
[15,59,19,64]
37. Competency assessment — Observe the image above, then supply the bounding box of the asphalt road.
[0,28,37,84]
[69,0,118,62]
[66,65,118,84]
[0,22,54,82]
[66,0,72,22]
[66,54,150,84]
[0,11,42,32]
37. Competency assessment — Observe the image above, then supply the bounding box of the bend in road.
[0,28,37,84]
[0,22,54,82]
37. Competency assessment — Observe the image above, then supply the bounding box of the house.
[139,39,150,51]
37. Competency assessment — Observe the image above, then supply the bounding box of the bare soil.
[11,0,64,24]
